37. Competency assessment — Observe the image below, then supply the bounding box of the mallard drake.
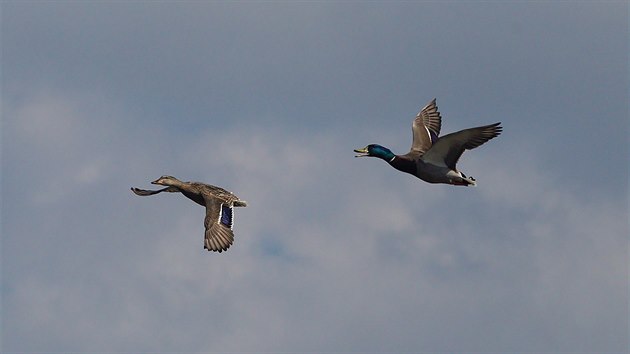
[131,175,247,252]
[354,99,502,186]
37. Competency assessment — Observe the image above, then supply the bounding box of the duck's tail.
[453,173,477,187]
[463,177,477,187]
[233,200,248,207]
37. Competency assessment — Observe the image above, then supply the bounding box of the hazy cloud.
[2,1,627,353]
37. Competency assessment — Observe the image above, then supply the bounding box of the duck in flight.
[354,99,502,186]
[131,176,247,252]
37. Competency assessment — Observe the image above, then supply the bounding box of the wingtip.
[494,122,503,134]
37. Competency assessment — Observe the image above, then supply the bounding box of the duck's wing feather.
[410,98,442,156]
[130,186,179,196]
[203,184,247,207]
[203,198,235,253]
[422,122,502,169]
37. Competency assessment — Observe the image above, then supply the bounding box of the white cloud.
[4,84,627,352]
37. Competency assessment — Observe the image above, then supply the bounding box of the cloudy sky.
[2,1,628,353]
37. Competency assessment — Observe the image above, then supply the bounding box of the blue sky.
[2,1,628,352]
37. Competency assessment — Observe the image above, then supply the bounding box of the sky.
[1,1,628,353]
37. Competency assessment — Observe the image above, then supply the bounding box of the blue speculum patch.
[430,131,439,144]
[220,205,233,228]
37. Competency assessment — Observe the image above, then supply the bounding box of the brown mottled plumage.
[131,175,246,252]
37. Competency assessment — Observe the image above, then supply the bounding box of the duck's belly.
[415,161,453,184]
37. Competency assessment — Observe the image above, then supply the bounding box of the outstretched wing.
[130,186,179,196]
[203,198,235,253]
[410,98,442,156]
[422,122,502,169]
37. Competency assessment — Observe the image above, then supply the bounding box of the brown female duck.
[131,175,247,252]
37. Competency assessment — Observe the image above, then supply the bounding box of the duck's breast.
[181,190,206,206]
[389,156,417,176]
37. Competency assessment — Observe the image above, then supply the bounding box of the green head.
[354,144,395,161]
